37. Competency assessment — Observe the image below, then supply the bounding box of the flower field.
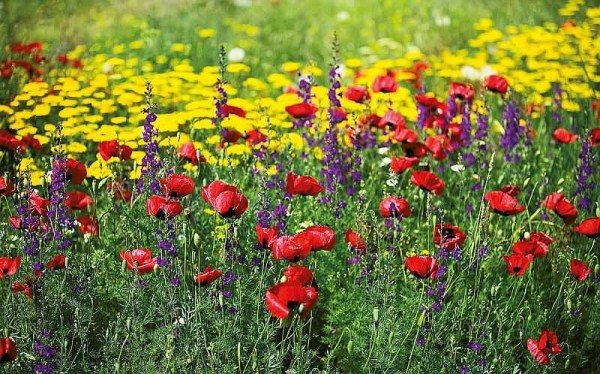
[1,0,600,372]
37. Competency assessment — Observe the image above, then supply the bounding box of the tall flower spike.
[137,81,163,195]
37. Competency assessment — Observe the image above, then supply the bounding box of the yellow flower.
[197,28,216,38]
[227,63,250,74]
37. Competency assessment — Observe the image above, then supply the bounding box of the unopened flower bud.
[373,307,379,323]
[347,340,353,354]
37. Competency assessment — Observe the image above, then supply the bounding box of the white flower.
[377,147,389,155]
[228,48,245,63]
[233,0,252,7]
[336,10,350,22]
[450,164,465,173]
[380,157,392,167]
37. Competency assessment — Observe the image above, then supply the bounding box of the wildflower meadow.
[0,0,599,372]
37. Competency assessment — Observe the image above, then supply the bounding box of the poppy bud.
[595,264,600,274]
[64,257,69,268]
[153,264,159,271]
[373,307,379,323]
[524,178,530,187]
[567,299,572,310]
[347,340,353,354]
[219,293,224,308]
[473,174,480,182]
[558,178,564,185]
[126,317,131,330]
[417,312,425,327]
[388,331,394,345]
[193,233,201,246]
[596,207,600,217]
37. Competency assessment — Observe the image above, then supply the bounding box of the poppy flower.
[391,128,419,143]
[270,235,312,262]
[574,217,600,238]
[512,240,548,258]
[98,140,133,161]
[372,74,397,93]
[484,191,525,216]
[256,225,279,249]
[221,104,246,118]
[285,172,324,196]
[120,248,157,275]
[360,113,382,127]
[64,159,87,185]
[218,129,243,148]
[0,177,14,196]
[0,130,24,152]
[411,171,445,196]
[265,281,318,319]
[416,95,447,117]
[146,195,183,220]
[529,232,554,246]
[500,184,520,197]
[433,224,466,250]
[552,128,578,144]
[297,225,336,251]
[77,215,99,237]
[245,129,267,144]
[0,257,20,279]
[449,82,475,102]
[177,142,205,165]
[282,265,313,286]
[0,337,17,363]
[108,180,132,202]
[201,181,248,218]
[160,174,195,198]
[502,254,533,277]
[194,266,222,285]
[20,135,42,151]
[345,229,366,251]
[379,196,411,219]
[28,193,50,216]
[378,110,405,130]
[344,86,370,103]
[11,279,33,299]
[46,254,66,270]
[405,256,438,279]
[542,192,578,224]
[424,136,447,161]
[527,330,561,365]
[570,259,592,281]
[589,128,600,147]
[285,102,318,118]
[402,142,428,158]
[483,74,509,95]
[65,191,94,211]
[390,156,419,174]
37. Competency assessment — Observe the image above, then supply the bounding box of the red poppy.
[297,225,336,251]
[449,82,475,102]
[0,130,24,152]
[344,86,370,103]
[411,171,445,196]
[484,191,525,216]
[64,158,87,185]
[221,104,246,118]
[256,225,279,249]
[270,235,312,262]
[552,128,578,144]
[590,128,600,147]
[372,75,397,93]
[405,256,438,279]
[527,330,561,365]
[218,129,243,149]
[20,135,42,151]
[0,177,15,196]
[379,196,411,219]
[160,174,195,198]
[120,248,157,275]
[500,184,520,197]
[77,215,99,237]
[98,140,132,161]
[484,74,509,95]
[529,232,554,245]
[569,259,591,282]
[542,192,578,224]
[402,142,429,158]
[433,224,466,250]
[285,172,324,196]
[378,110,405,130]
[146,195,183,220]
[29,193,50,216]
[512,240,548,258]
[574,217,600,238]
[345,229,365,251]
[245,129,267,144]
[46,254,66,270]
[424,136,447,161]
[194,266,222,285]
[416,95,447,117]
[0,257,20,279]
[65,191,94,211]
[502,254,533,277]
[108,180,132,202]
[282,265,313,286]
[285,102,318,118]
[391,128,419,143]
[11,279,33,299]
[0,337,17,363]
[390,156,419,174]
[201,181,248,218]
[265,281,318,319]
[178,142,205,165]
[360,113,382,128]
